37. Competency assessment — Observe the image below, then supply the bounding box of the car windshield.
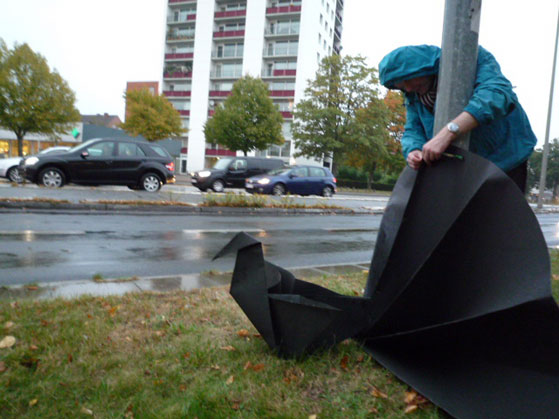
[268,168,292,176]
[213,158,233,170]
[66,139,99,153]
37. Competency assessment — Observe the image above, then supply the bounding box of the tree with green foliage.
[0,40,80,156]
[121,88,186,141]
[204,76,284,155]
[528,138,559,196]
[292,55,384,173]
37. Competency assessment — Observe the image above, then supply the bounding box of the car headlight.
[24,157,39,166]
[197,170,211,178]
[257,178,270,185]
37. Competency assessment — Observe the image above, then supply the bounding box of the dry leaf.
[81,407,93,415]
[29,399,38,406]
[356,354,365,363]
[10,302,18,309]
[244,361,265,372]
[0,361,7,373]
[26,286,38,291]
[309,415,318,419]
[404,404,418,414]
[244,361,253,370]
[221,345,236,351]
[179,384,187,392]
[369,407,379,414]
[340,355,349,370]
[237,329,250,338]
[182,352,190,359]
[0,336,16,348]
[226,375,235,385]
[210,364,220,370]
[68,353,73,363]
[404,390,417,404]
[30,344,39,351]
[371,387,388,399]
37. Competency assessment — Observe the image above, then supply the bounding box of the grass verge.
[201,192,348,210]
[2,254,559,418]
[0,197,71,205]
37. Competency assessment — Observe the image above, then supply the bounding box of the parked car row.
[190,156,336,197]
[10,138,176,192]
[0,146,71,183]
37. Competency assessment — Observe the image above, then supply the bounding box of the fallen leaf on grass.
[29,344,38,351]
[226,375,235,385]
[309,415,317,419]
[371,387,388,399]
[404,404,418,414]
[26,286,38,291]
[356,354,365,363]
[210,364,221,370]
[404,390,417,404]
[29,399,38,406]
[237,329,250,338]
[0,361,7,373]
[179,384,187,392]
[244,361,265,372]
[0,336,16,348]
[553,274,559,281]
[80,407,93,415]
[340,355,349,370]
[221,345,236,352]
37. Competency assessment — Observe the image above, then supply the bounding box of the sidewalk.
[0,262,370,301]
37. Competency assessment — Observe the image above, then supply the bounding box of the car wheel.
[211,179,225,193]
[39,167,65,188]
[140,173,162,192]
[322,186,334,197]
[272,183,286,196]
[7,167,22,183]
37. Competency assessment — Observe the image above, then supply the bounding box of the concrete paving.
[0,262,371,301]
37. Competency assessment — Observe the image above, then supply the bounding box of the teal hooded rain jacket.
[379,45,537,171]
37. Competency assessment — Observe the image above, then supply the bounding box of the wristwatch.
[447,122,460,135]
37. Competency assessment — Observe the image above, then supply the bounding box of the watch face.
[448,122,460,134]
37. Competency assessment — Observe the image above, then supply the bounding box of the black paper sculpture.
[215,146,559,418]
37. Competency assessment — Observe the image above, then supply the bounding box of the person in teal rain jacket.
[378,45,537,192]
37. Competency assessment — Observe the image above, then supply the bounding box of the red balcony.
[209,90,231,97]
[266,5,302,14]
[179,110,190,116]
[273,69,297,77]
[280,111,293,118]
[164,71,192,78]
[205,148,236,157]
[187,14,196,20]
[165,52,194,60]
[214,10,246,18]
[213,30,245,38]
[163,90,191,97]
[269,90,295,97]
[208,110,215,116]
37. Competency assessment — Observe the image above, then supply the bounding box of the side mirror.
[81,151,89,159]
[289,173,296,178]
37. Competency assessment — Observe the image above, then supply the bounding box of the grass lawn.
[2,253,559,418]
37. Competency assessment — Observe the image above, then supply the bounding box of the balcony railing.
[211,51,243,59]
[164,71,192,78]
[169,0,196,4]
[210,70,243,78]
[266,5,302,14]
[179,110,190,116]
[263,48,298,57]
[209,90,232,97]
[213,30,245,38]
[166,33,195,41]
[262,69,296,77]
[163,90,192,97]
[265,27,300,36]
[167,14,196,23]
[280,111,293,118]
[205,148,236,157]
[165,52,194,60]
[214,10,246,18]
[269,90,295,97]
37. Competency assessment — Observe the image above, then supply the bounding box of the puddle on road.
[0,251,67,269]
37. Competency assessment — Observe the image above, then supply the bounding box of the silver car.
[0,146,71,183]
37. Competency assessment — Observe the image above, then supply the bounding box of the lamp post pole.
[537,8,559,209]
[433,0,482,149]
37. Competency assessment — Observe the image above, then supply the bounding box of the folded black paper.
[215,147,559,418]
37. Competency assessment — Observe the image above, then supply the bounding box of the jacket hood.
[379,45,441,89]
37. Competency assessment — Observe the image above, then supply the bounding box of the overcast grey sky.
[1,0,558,146]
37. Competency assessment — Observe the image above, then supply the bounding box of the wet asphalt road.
[0,212,382,285]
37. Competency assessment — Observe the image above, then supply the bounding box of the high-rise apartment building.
[162,0,344,172]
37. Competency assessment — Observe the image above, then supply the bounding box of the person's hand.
[422,128,454,165]
[407,150,423,170]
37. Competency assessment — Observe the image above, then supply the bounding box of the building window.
[318,33,321,44]
[320,14,323,24]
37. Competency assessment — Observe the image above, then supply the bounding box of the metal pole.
[433,0,482,149]
[537,7,559,209]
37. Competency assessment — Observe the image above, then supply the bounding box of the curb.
[0,201,380,215]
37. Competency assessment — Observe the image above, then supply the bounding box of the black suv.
[20,138,175,192]
[190,156,286,192]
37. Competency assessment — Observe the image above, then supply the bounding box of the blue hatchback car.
[245,165,337,197]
